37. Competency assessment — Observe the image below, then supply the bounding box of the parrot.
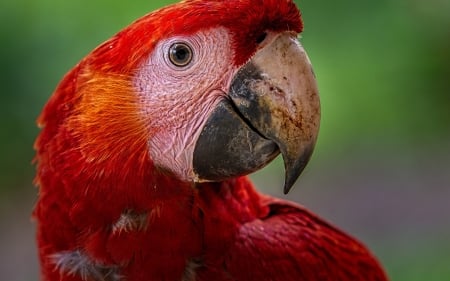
[33,0,388,280]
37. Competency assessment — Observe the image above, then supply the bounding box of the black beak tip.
[283,180,295,195]
[282,144,315,194]
[283,165,306,194]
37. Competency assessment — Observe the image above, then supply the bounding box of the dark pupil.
[174,45,188,62]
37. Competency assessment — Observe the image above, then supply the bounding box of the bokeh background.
[1,0,449,280]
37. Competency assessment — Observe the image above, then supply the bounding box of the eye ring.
[168,42,193,67]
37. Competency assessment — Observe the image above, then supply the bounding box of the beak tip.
[281,143,315,195]
[283,168,300,194]
[283,182,293,194]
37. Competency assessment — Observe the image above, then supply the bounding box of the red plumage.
[34,0,388,280]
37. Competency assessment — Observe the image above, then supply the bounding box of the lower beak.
[193,33,320,194]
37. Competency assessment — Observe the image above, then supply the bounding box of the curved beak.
[193,33,320,194]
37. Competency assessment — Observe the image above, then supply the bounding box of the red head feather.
[85,0,302,73]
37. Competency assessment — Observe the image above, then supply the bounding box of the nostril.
[256,32,267,44]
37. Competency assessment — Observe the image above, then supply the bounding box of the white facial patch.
[134,28,236,181]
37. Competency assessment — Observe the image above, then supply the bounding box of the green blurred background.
[1,0,449,280]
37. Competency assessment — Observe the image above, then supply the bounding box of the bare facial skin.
[135,28,236,180]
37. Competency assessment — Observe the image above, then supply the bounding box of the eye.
[168,42,193,67]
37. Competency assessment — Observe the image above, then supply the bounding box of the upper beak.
[193,32,320,194]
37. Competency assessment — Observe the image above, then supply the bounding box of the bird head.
[36,0,320,194]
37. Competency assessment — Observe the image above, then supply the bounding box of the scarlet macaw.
[34,0,388,280]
